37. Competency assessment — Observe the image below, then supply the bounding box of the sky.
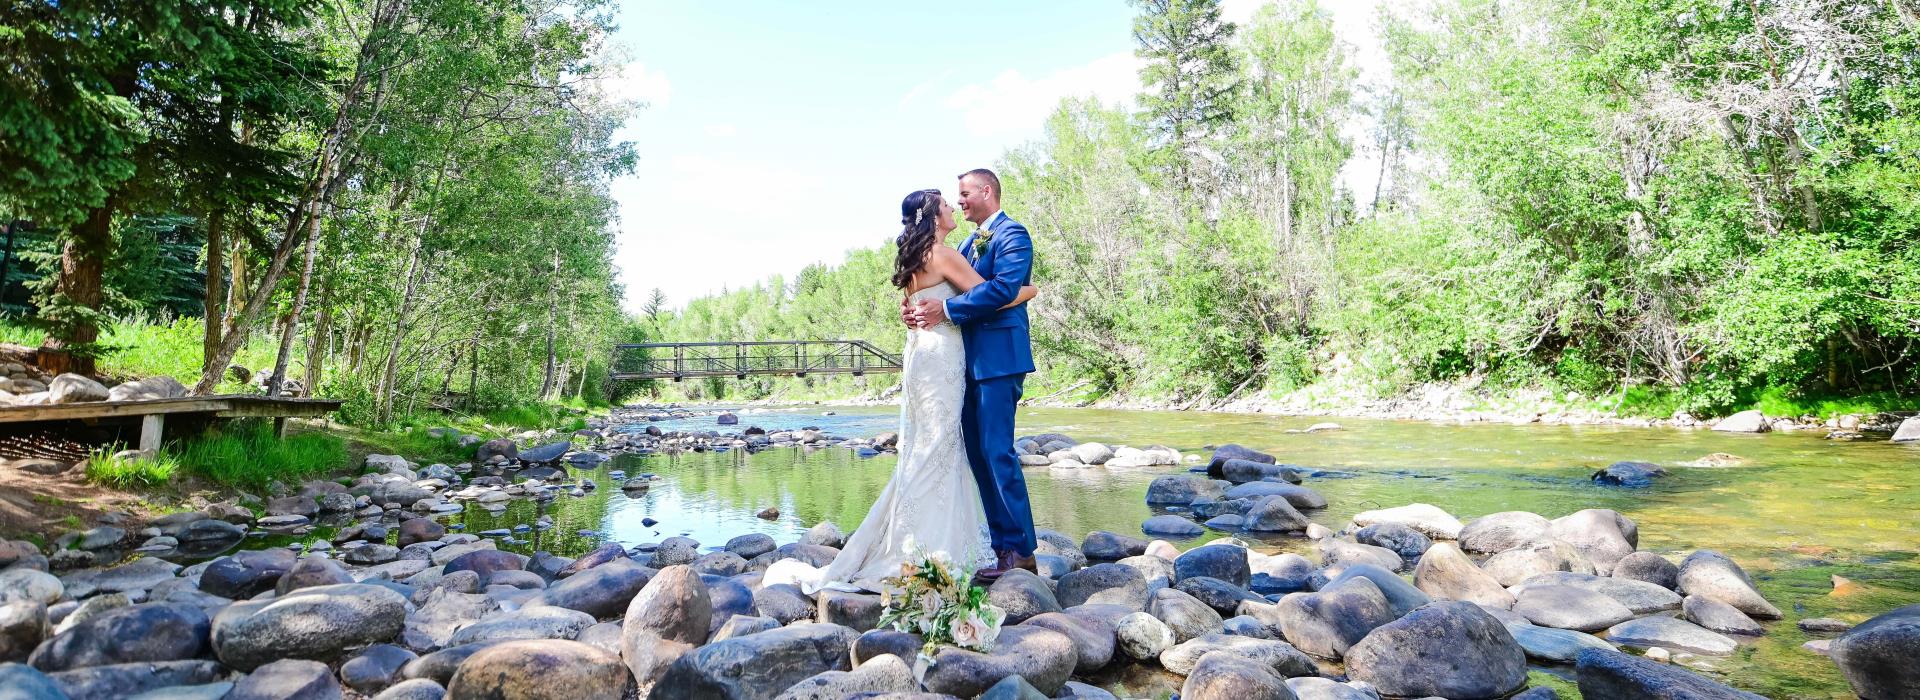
[601,0,1386,313]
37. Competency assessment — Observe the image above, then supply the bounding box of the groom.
[903,168,1038,579]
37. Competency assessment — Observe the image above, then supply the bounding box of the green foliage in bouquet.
[876,547,1006,658]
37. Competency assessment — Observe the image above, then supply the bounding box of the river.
[447,404,1919,699]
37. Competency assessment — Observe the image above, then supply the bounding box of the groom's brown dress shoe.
[1008,553,1037,574]
[974,550,1014,582]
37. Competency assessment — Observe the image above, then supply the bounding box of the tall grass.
[84,450,180,488]
[173,421,350,488]
[0,314,278,388]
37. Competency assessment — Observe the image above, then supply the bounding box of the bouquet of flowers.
[877,546,1006,658]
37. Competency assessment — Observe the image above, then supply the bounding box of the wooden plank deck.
[0,395,344,450]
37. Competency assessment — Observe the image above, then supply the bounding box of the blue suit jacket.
[946,212,1036,381]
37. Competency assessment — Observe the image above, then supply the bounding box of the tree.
[1131,0,1240,190]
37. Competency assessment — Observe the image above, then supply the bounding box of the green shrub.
[84,450,179,488]
[173,421,349,488]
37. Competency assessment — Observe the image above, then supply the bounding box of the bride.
[764,188,1037,593]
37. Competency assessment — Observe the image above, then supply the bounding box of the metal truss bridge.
[609,340,903,381]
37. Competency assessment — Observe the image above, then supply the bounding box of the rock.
[1207,445,1276,475]
[1355,522,1431,558]
[1249,553,1315,595]
[556,543,629,578]
[1683,595,1764,636]
[1223,482,1326,509]
[539,559,654,620]
[51,594,129,636]
[341,644,417,695]
[1142,515,1205,538]
[1606,616,1739,655]
[1146,475,1225,505]
[1082,531,1148,561]
[919,624,1074,697]
[1515,571,1681,615]
[651,537,701,568]
[850,629,922,667]
[1175,577,1259,617]
[1511,584,1635,631]
[1458,511,1554,554]
[374,679,446,700]
[1481,539,1595,586]
[447,639,630,700]
[1023,612,1113,673]
[1613,552,1681,590]
[989,569,1061,624]
[400,642,498,685]
[1548,509,1638,575]
[13,458,74,475]
[724,534,778,561]
[1574,647,1765,699]
[212,583,410,670]
[711,614,779,642]
[0,601,47,662]
[44,659,225,698]
[518,441,570,463]
[1412,542,1513,609]
[1069,442,1113,465]
[1710,410,1769,433]
[1173,544,1250,589]
[28,603,209,672]
[1114,611,1176,661]
[398,519,446,547]
[653,623,857,700]
[1829,604,1920,699]
[1892,416,1920,443]
[1275,575,1395,659]
[1344,601,1527,699]
[1150,587,1225,643]
[1593,461,1668,487]
[402,589,496,651]
[773,653,917,700]
[227,659,340,700]
[753,584,816,625]
[1350,503,1462,540]
[1243,496,1311,533]
[817,590,884,631]
[1159,633,1316,677]
[0,569,60,606]
[622,565,711,688]
[1799,617,1852,633]
[345,543,401,566]
[1179,650,1298,700]
[1504,621,1614,664]
[1284,677,1375,700]
[448,606,595,646]
[1057,563,1148,609]
[477,439,518,463]
[1220,460,1304,485]
[0,662,67,699]
[1325,564,1430,618]
[803,522,846,548]
[75,526,126,550]
[61,556,181,597]
[1676,550,1779,619]
[693,552,750,578]
[978,674,1048,700]
[47,374,108,404]
[1316,539,1403,573]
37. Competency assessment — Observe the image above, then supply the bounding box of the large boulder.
[752,584,816,625]
[1511,585,1635,632]
[402,589,497,652]
[199,549,297,599]
[47,374,108,404]
[106,376,189,402]
[1830,604,1920,700]
[1458,511,1553,554]
[1515,571,1681,615]
[1220,460,1304,485]
[227,659,340,700]
[1275,575,1395,660]
[1149,588,1224,643]
[1146,475,1226,505]
[772,653,917,700]
[1613,552,1681,590]
[988,569,1061,625]
[652,625,860,700]
[1158,633,1316,677]
[1504,621,1615,664]
[277,556,355,595]
[1315,539,1403,573]
[213,583,409,671]
[1892,416,1920,443]
[1082,531,1148,561]
[1575,647,1766,699]
[1354,522,1431,559]
[1676,550,1780,619]
[1142,515,1205,538]
[1174,544,1250,589]
[447,640,630,700]
[1350,503,1462,540]
[1344,601,1527,699]
[1325,564,1430,618]
[1056,563,1148,609]
[1022,612,1114,674]
[1593,461,1668,487]
[1206,445,1275,476]
[1481,539,1594,587]
[1244,496,1312,533]
[621,565,711,690]
[538,559,655,620]
[816,590,883,632]
[1683,594,1764,638]
[1604,616,1739,656]
[1548,509,1638,575]
[0,601,47,663]
[1710,410,1769,433]
[1412,542,1513,609]
[1114,611,1176,661]
[1180,649,1300,700]
[921,625,1078,697]
[446,606,594,646]
[28,603,209,672]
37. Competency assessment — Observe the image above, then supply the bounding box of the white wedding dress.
[763,282,994,593]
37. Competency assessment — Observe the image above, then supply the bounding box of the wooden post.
[138,414,164,452]
[273,417,289,438]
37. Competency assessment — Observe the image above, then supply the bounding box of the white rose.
[919,590,945,617]
[951,610,1000,650]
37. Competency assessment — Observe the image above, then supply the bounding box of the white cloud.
[942,51,1143,138]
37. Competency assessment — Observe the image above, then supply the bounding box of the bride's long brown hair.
[892,189,942,289]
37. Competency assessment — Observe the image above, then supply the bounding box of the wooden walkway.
[610,340,904,381]
[0,395,344,451]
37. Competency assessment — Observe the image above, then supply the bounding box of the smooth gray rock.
[1344,601,1527,699]
[198,549,296,599]
[1250,553,1316,595]
[1325,564,1429,618]
[28,603,210,672]
[1613,551,1681,590]
[1175,544,1250,589]
[1244,496,1312,533]
[1284,676,1375,700]
[921,625,1076,697]
[537,559,654,619]
[1575,647,1766,699]
[1220,460,1303,486]
[1412,542,1513,609]
[0,570,61,606]
[1023,612,1114,673]
[850,629,922,667]
[772,653,916,700]
[0,601,47,663]
[0,662,67,700]
[1082,531,1148,561]
[711,615,779,641]
[1676,550,1779,619]
[1592,461,1668,487]
[803,522,846,548]
[1316,539,1403,573]
[988,569,1061,624]
[447,605,594,646]
[1057,563,1148,609]
[1276,575,1395,659]
[1146,475,1226,505]
[1458,512,1554,555]
[1223,482,1325,509]
[227,659,340,700]
[653,623,859,700]
[724,534,777,560]
[1355,522,1431,558]
[277,556,355,595]
[1515,571,1680,615]
[402,589,496,652]
[1175,576,1260,617]
[1114,611,1176,661]
[1481,539,1595,587]
[46,660,224,699]
[1605,616,1739,656]
[446,639,630,700]
[1503,622,1614,663]
[341,644,417,694]
[1511,584,1635,632]
[817,590,883,631]
[753,584,815,625]
[1683,595,1764,636]
[372,679,446,700]
[1180,650,1299,700]
[1828,604,1920,700]
[622,565,712,688]
[1159,633,1317,677]
[1150,587,1224,643]
[1548,509,1638,575]
[1142,515,1205,538]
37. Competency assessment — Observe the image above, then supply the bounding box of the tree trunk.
[40,205,114,375]
[268,209,324,396]
[376,234,424,423]
[539,250,560,400]
[203,207,226,369]
[305,272,334,395]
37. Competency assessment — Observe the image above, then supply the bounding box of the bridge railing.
[609,340,904,381]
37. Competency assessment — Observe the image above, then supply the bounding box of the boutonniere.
[972,228,994,258]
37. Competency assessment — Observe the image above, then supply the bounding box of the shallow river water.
[445,405,1918,699]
